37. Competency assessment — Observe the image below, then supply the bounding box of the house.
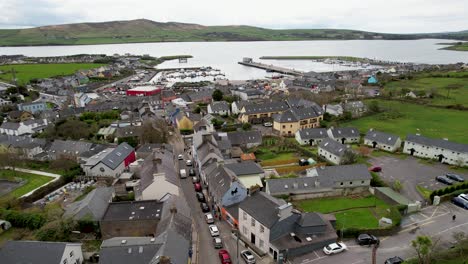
[403,134,468,166]
[208,101,231,115]
[0,240,83,264]
[100,200,164,239]
[226,130,262,148]
[238,191,337,261]
[192,132,224,177]
[273,106,323,137]
[7,110,33,122]
[136,143,172,159]
[364,130,402,152]
[368,75,378,84]
[47,140,106,161]
[224,161,265,189]
[174,111,200,131]
[324,104,343,117]
[82,143,136,178]
[17,101,47,114]
[295,128,329,146]
[327,127,360,144]
[232,88,263,101]
[161,89,177,103]
[0,98,12,106]
[193,118,215,133]
[183,89,213,103]
[0,135,46,159]
[239,101,289,124]
[63,187,114,221]
[231,101,249,115]
[0,119,48,136]
[318,138,351,165]
[343,101,367,117]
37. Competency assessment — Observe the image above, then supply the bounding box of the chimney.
[277,203,293,221]
[315,179,320,187]
[293,182,298,189]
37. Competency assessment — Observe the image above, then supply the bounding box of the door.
[372,141,377,148]
[341,138,346,144]
[250,233,256,244]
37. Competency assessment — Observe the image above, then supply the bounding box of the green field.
[343,100,468,144]
[0,170,54,198]
[0,63,104,85]
[295,196,391,229]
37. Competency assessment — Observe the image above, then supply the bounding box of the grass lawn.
[0,169,54,198]
[342,100,468,144]
[257,151,296,162]
[0,63,104,85]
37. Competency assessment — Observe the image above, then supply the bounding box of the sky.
[0,0,467,33]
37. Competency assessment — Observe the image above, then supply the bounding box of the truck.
[180,169,187,179]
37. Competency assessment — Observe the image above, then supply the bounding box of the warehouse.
[126,86,161,96]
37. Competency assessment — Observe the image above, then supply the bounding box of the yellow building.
[273,107,323,137]
[238,101,289,124]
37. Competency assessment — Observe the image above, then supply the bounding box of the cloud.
[0,0,467,33]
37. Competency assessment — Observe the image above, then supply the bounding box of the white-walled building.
[82,143,136,178]
[364,130,401,152]
[327,127,360,144]
[0,119,48,136]
[295,128,329,146]
[208,101,231,115]
[318,138,350,165]
[0,241,84,264]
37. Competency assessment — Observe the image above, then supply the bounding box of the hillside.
[0,19,467,46]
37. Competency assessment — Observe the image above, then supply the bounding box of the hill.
[0,19,467,46]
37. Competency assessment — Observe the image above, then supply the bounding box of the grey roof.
[329,127,360,138]
[0,241,77,264]
[286,98,319,108]
[210,101,230,112]
[297,212,326,227]
[224,161,264,176]
[0,135,46,149]
[186,89,212,102]
[266,177,333,195]
[115,126,142,138]
[364,130,400,145]
[226,131,262,146]
[243,89,263,96]
[137,149,178,196]
[315,164,372,182]
[239,191,285,228]
[273,106,322,123]
[102,200,164,222]
[406,134,468,153]
[101,142,134,170]
[273,109,298,123]
[297,128,329,140]
[0,122,20,130]
[136,143,173,156]
[243,101,289,115]
[64,187,113,221]
[319,138,349,157]
[48,139,94,156]
[100,237,162,264]
[344,101,366,110]
[205,166,232,202]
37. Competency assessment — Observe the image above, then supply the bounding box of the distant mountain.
[0,19,467,46]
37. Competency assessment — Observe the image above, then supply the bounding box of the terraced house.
[238,101,289,124]
[273,106,323,136]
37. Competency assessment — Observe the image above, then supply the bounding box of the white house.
[403,134,468,166]
[0,119,48,136]
[364,130,401,152]
[327,127,360,144]
[324,104,343,117]
[232,88,263,101]
[318,138,350,165]
[295,128,329,146]
[207,101,231,116]
[231,101,249,115]
[82,143,136,178]
[0,241,83,264]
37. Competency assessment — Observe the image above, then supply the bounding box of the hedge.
[430,182,468,201]
[0,209,46,230]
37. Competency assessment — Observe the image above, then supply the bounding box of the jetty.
[238,57,304,76]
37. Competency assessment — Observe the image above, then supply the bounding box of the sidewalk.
[191,220,198,264]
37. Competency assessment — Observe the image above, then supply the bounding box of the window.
[259,239,264,248]
[70,251,74,257]
[243,211,247,221]
[251,218,256,227]
[260,225,265,233]
[349,182,353,185]
[243,226,248,235]
[340,182,343,186]
[362,181,365,184]
[282,125,285,129]
[269,248,274,254]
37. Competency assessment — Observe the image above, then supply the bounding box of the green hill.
[0,19,467,46]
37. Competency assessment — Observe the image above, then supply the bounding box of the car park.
[323,242,347,255]
[446,173,464,182]
[452,196,468,209]
[436,175,454,185]
[178,154,183,160]
[196,192,206,202]
[192,176,200,183]
[213,237,223,249]
[205,213,214,224]
[200,202,210,212]
[219,249,232,264]
[357,234,379,246]
[189,169,196,176]
[194,183,202,192]
[385,256,404,264]
[240,250,256,264]
[186,160,192,166]
[209,224,220,236]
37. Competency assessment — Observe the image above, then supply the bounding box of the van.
[179,169,187,179]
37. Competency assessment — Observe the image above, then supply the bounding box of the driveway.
[368,156,468,201]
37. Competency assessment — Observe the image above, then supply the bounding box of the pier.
[238,58,304,76]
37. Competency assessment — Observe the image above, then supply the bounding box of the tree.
[368,101,380,113]
[411,236,433,264]
[341,150,359,164]
[194,106,201,114]
[242,123,252,131]
[212,89,223,101]
[392,180,403,193]
[140,119,169,144]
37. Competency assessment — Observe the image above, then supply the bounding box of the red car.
[194,183,202,192]
[370,166,382,172]
[219,249,232,264]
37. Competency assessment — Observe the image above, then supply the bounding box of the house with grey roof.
[327,127,360,144]
[364,130,401,152]
[295,128,329,146]
[272,106,323,137]
[343,101,367,117]
[18,101,47,114]
[208,101,231,115]
[82,142,136,178]
[0,135,46,159]
[231,101,250,115]
[0,240,83,264]
[63,187,114,221]
[239,101,289,124]
[318,138,351,165]
[47,139,106,161]
[224,161,265,189]
[403,134,468,166]
[324,104,343,117]
[238,191,337,260]
[0,119,48,136]
[225,130,262,148]
[232,88,263,101]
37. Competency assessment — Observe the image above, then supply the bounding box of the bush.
[36,219,75,241]
[370,172,387,187]
[0,209,45,230]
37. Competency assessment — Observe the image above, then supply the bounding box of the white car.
[205,213,214,224]
[209,224,219,237]
[263,122,273,127]
[323,242,347,255]
[186,159,192,166]
[178,154,183,160]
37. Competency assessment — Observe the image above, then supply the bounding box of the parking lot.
[369,155,468,201]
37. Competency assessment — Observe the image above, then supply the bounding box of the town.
[0,48,467,264]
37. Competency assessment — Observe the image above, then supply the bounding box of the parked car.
[205,213,214,224]
[200,202,210,212]
[357,234,379,246]
[446,173,465,182]
[189,168,196,176]
[186,159,192,166]
[370,166,382,172]
[459,193,468,202]
[196,192,206,202]
[452,196,468,210]
[218,249,232,264]
[194,183,202,192]
[213,237,223,249]
[323,242,347,255]
[436,175,454,185]
[209,224,220,236]
[298,159,309,166]
[385,256,404,264]
[263,122,273,127]
[240,250,256,264]
[179,169,187,179]
[178,154,183,160]
[192,176,200,183]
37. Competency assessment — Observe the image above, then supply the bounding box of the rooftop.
[102,200,164,222]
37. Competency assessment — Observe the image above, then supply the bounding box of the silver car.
[240,250,256,264]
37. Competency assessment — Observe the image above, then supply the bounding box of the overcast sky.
[0,0,467,33]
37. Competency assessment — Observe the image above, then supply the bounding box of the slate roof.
[239,191,285,228]
[273,106,322,123]
[102,200,164,222]
[226,131,262,146]
[344,101,366,110]
[266,177,333,194]
[186,89,212,102]
[136,143,173,156]
[319,138,349,157]
[224,161,264,176]
[0,241,76,264]
[315,164,372,182]
[365,130,400,145]
[0,122,20,130]
[210,101,230,112]
[0,135,46,149]
[406,134,468,153]
[297,212,326,227]
[328,127,360,138]
[47,140,97,157]
[205,166,232,202]
[297,128,329,140]
[63,187,113,221]
[101,142,134,170]
[100,237,163,264]
[243,101,289,115]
